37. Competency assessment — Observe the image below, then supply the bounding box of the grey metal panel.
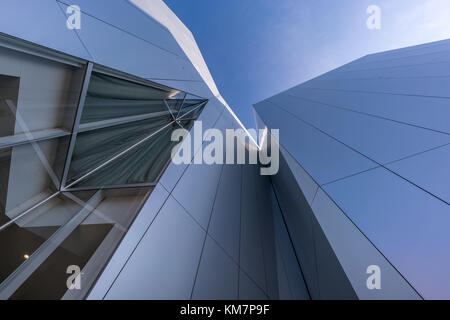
[254,101,377,185]
[57,0,187,58]
[279,145,319,206]
[274,247,292,300]
[285,88,450,134]
[311,188,421,300]
[167,110,231,229]
[387,144,450,204]
[335,46,450,71]
[312,217,357,300]
[271,188,310,300]
[104,195,205,300]
[239,164,267,292]
[271,150,319,298]
[255,109,318,208]
[353,39,450,63]
[58,2,203,82]
[87,184,169,300]
[170,160,223,230]
[208,164,241,262]
[239,271,268,300]
[192,236,239,300]
[302,76,450,99]
[256,175,279,300]
[321,60,450,79]
[323,167,450,299]
[267,94,450,164]
[0,0,91,60]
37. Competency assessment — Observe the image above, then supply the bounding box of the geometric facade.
[254,39,450,300]
[0,0,304,300]
[0,0,448,300]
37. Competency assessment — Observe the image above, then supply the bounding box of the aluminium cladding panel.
[207,164,242,263]
[57,2,204,83]
[239,270,268,300]
[271,142,413,299]
[56,0,187,58]
[310,188,421,300]
[265,134,420,299]
[349,39,450,63]
[386,144,450,204]
[87,184,170,299]
[0,0,91,59]
[191,235,239,300]
[169,111,232,229]
[264,93,450,164]
[318,58,450,80]
[102,194,205,299]
[253,100,378,185]
[299,71,450,98]
[240,164,279,299]
[326,39,450,74]
[282,87,450,134]
[323,167,450,300]
[269,145,320,299]
[271,187,310,300]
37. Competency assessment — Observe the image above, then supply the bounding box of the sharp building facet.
[0,0,447,300]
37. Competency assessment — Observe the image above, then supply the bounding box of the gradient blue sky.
[164,0,450,129]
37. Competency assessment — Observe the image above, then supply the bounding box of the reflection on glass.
[178,102,206,120]
[0,193,85,285]
[80,72,175,124]
[0,137,70,224]
[73,122,185,187]
[0,75,20,138]
[0,46,84,137]
[10,188,150,300]
[67,116,173,185]
[0,45,208,299]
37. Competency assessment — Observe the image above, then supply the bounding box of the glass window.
[80,72,173,124]
[0,42,207,299]
[7,188,149,300]
[71,122,188,188]
[0,192,89,286]
[66,116,173,186]
[0,46,84,137]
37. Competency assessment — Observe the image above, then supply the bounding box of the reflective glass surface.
[67,116,173,185]
[73,121,191,188]
[0,46,206,299]
[8,188,149,300]
[0,46,84,136]
[0,193,84,286]
[80,72,172,124]
[0,137,70,222]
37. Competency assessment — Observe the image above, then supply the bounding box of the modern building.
[254,38,450,300]
[0,0,305,300]
[0,0,448,300]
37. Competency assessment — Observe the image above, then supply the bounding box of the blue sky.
[164,0,450,129]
